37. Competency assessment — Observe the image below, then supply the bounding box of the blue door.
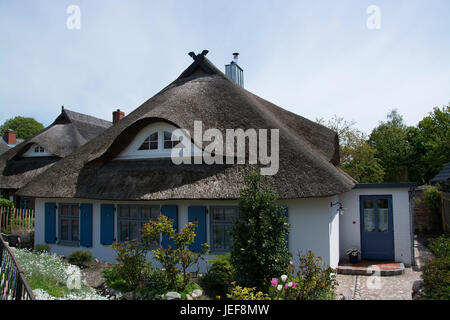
[360,195,394,260]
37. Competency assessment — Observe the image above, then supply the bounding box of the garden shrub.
[423,186,442,222]
[427,235,450,258]
[35,244,50,254]
[293,250,337,300]
[227,282,270,300]
[107,239,148,292]
[421,256,450,300]
[0,198,14,208]
[202,253,234,296]
[141,215,209,291]
[67,250,93,267]
[230,170,291,291]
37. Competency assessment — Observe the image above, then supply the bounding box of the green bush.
[421,256,450,300]
[0,198,14,208]
[293,251,337,300]
[230,170,291,291]
[227,282,270,300]
[428,235,450,258]
[34,244,50,254]
[67,250,93,267]
[423,186,442,217]
[202,253,235,296]
[109,239,147,291]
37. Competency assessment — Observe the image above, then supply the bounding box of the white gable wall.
[339,188,413,266]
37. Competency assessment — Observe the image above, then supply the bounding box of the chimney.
[113,109,125,124]
[4,129,16,145]
[225,52,244,87]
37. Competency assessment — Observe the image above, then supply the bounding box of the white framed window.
[22,144,53,157]
[115,122,195,160]
[117,205,160,243]
[210,206,239,252]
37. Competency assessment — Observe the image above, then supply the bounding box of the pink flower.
[271,278,278,287]
[285,283,289,289]
[17,236,21,243]
[292,282,296,288]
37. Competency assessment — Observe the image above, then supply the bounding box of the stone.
[123,292,134,300]
[186,294,193,300]
[191,289,203,298]
[165,291,181,300]
[412,279,425,300]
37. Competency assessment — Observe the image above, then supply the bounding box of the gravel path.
[335,236,433,300]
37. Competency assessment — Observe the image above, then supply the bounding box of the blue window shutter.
[80,203,93,247]
[161,205,178,249]
[188,206,207,253]
[284,206,289,249]
[100,204,115,245]
[45,203,56,244]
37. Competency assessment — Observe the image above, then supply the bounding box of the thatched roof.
[17,52,356,200]
[0,139,10,155]
[0,108,112,189]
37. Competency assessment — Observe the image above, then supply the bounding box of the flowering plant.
[268,275,297,300]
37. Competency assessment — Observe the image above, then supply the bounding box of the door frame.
[359,195,395,260]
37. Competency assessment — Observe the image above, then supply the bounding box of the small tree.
[141,215,209,290]
[230,170,291,291]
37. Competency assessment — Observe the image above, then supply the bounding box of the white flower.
[281,275,287,282]
[277,284,282,291]
[288,282,293,287]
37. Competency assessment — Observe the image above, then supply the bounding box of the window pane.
[212,207,224,221]
[164,131,171,141]
[142,206,159,221]
[164,140,173,149]
[149,132,158,141]
[72,205,79,217]
[61,205,70,216]
[150,141,158,150]
[129,207,139,218]
[72,219,79,241]
[138,141,149,150]
[119,206,129,218]
[377,199,389,232]
[224,225,233,250]
[61,219,69,240]
[119,221,129,242]
[212,225,224,249]
[224,208,238,222]
[363,199,375,232]
[128,221,139,241]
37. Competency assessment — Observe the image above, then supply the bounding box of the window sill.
[57,241,80,247]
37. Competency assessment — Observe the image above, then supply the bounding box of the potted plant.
[346,248,360,264]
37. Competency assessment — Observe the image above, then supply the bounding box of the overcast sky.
[1,0,449,134]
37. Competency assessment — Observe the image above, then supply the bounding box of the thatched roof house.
[17,52,355,200]
[23,52,417,270]
[0,107,111,205]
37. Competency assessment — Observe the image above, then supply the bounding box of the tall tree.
[317,116,384,182]
[0,116,44,140]
[230,170,291,291]
[408,105,450,183]
[369,110,412,182]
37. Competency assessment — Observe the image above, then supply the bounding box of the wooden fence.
[0,207,34,234]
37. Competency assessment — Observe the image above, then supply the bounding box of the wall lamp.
[330,201,345,216]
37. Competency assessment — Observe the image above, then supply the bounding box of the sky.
[0,0,449,134]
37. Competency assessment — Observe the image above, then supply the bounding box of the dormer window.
[163,131,182,149]
[138,132,158,150]
[34,146,45,153]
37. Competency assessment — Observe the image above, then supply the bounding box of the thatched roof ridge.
[0,108,112,190]
[17,53,355,199]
